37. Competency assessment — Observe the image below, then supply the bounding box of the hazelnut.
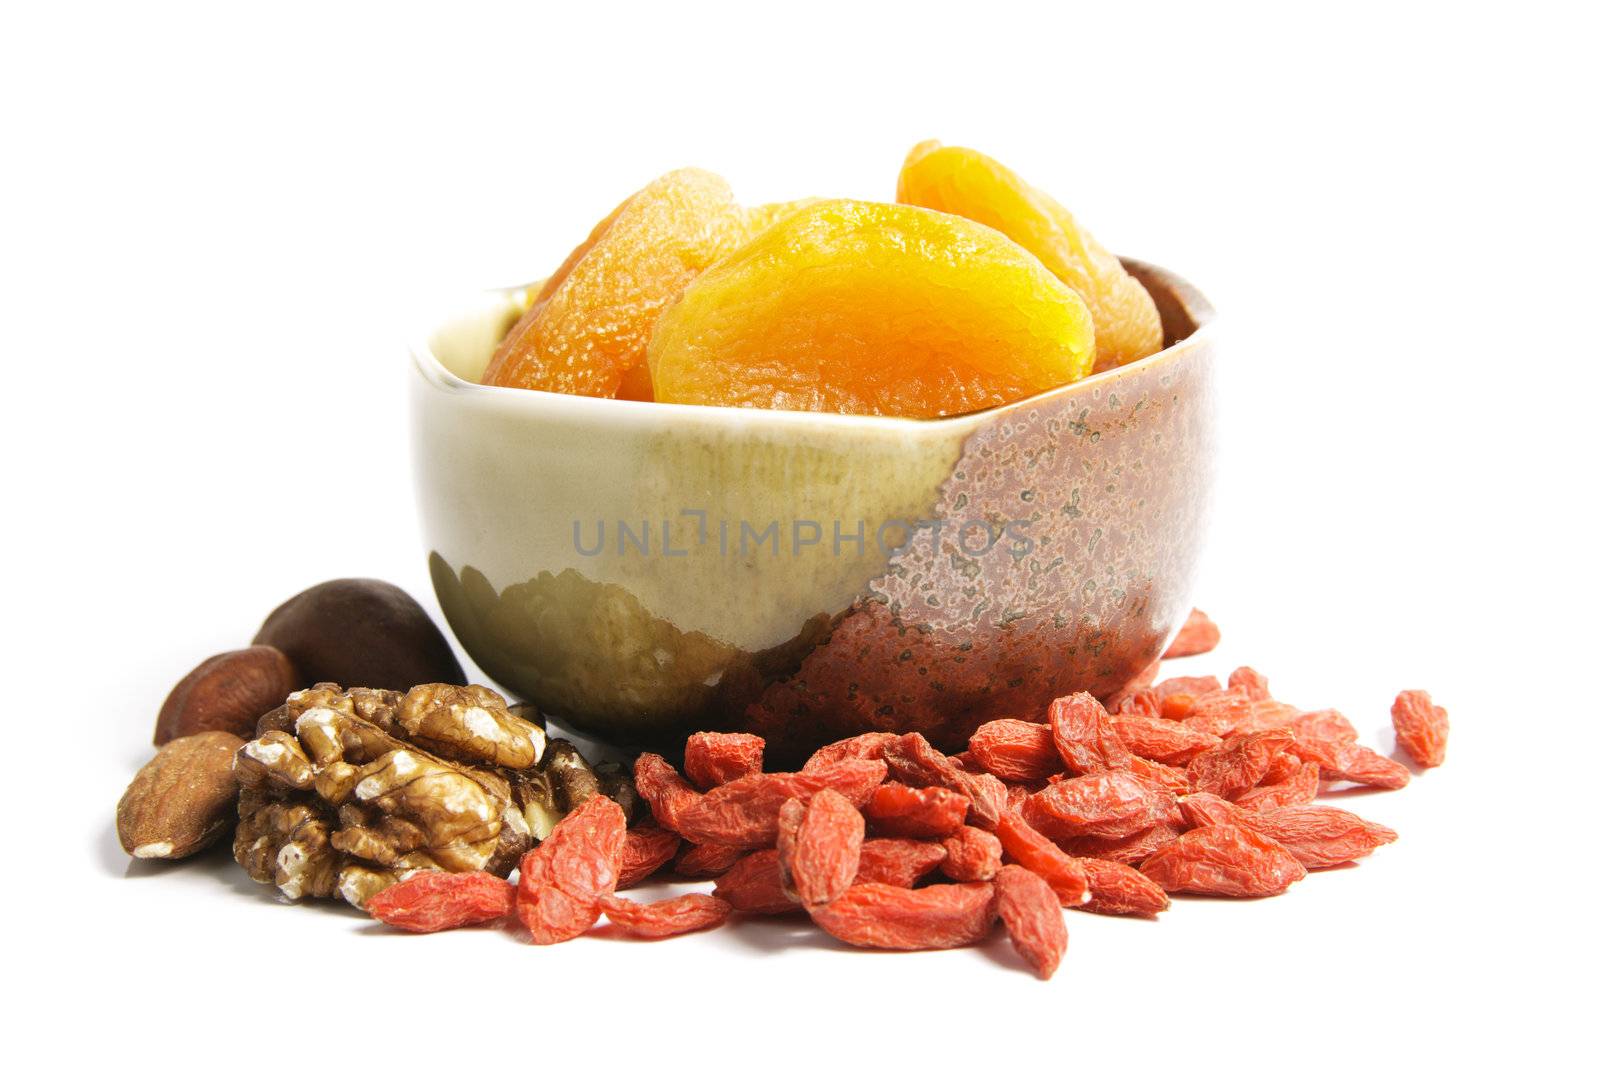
[154,646,302,745]
[253,578,466,692]
[117,732,243,860]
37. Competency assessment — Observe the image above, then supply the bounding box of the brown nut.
[117,732,244,859]
[154,646,303,745]
[253,578,466,692]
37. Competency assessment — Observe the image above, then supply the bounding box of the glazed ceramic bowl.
[410,260,1215,758]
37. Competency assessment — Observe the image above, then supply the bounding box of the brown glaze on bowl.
[411,259,1215,760]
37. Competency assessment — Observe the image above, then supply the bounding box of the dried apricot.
[1391,689,1449,768]
[483,168,749,400]
[647,199,1095,418]
[897,141,1161,372]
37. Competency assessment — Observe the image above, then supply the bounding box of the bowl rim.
[409,257,1215,434]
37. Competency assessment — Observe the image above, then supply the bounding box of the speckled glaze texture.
[411,260,1215,760]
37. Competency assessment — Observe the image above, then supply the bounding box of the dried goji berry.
[939,825,1003,882]
[673,758,886,847]
[1049,692,1131,775]
[967,719,1061,781]
[632,753,702,833]
[683,731,766,789]
[1187,727,1294,799]
[1021,770,1178,841]
[515,794,628,944]
[1111,715,1221,766]
[782,789,864,907]
[1290,737,1411,790]
[1139,824,1306,897]
[863,781,970,838]
[1162,608,1220,658]
[616,825,681,889]
[1125,754,1191,793]
[854,837,948,888]
[801,732,897,772]
[1259,750,1303,785]
[367,870,514,933]
[1057,822,1180,866]
[1234,760,1322,811]
[808,881,996,950]
[1076,858,1170,917]
[1005,782,1035,812]
[994,810,1090,905]
[1391,689,1448,768]
[1227,665,1271,701]
[713,849,801,914]
[673,841,746,878]
[993,865,1068,979]
[1180,792,1397,869]
[598,892,731,937]
[882,733,1004,830]
[1292,708,1359,746]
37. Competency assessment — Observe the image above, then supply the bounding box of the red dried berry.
[1076,858,1170,917]
[1258,750,1303,785]
[515,794,628,944]
[1292,708,1359,746]
[1021,770,1178,841]
[367,871,514,933]
[783,789,865,907]
[1125,754,1192,792]
[1187,727,1294,799]
[1140,824,1306,898]
[801,732,897,772]
[808,881,996,950]
[967,719,1062,781]
[994,811,1090,905]
[1234,760,1322,811]
[616,826,682,889]
[673,758,887,847]
[882,733,1004,830]
[939,825,1003,882]
[1111,715,1221,766]
[683,731,766,789]
[1049,692,1132,775]
[1162,608,1220,658]
[1180,792,1397,869]
[632,753,703,833]
[993,865,1069,979]
[713,850,801,914]
[863,782,970,838]
[1391,689,1448,768]
[1291,737,1411,790]
[854,837,949,888]
[598,892,732,938]
[673,841,746,878]
[1058,822,1181,866]
[1227,665,1271,701]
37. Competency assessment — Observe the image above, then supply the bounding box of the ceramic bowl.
[410,260,1216,758]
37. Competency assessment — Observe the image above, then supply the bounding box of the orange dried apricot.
[897,141,1163,372]
[647,199,1095,418]
[482,168,750,400]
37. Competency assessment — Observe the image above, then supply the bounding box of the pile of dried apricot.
[365,610,1448,980]
[480,144,1163,418]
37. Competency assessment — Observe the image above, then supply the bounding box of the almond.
[154,646,302,745]
[117,732,243,860]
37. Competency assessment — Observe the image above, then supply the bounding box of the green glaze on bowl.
[410,260,1215,759]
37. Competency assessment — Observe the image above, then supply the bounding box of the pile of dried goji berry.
[366,609,1449,980]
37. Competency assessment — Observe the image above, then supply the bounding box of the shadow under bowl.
[410,259,1216,760]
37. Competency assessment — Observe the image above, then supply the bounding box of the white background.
[3,2,1595,1061]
